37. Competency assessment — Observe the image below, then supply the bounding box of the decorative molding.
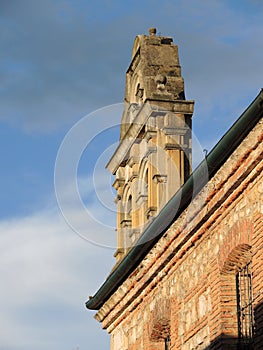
[120,219,132,228]
[164,143,187,151]
[127,170,138,182]
[146,206,157,220]
[112,178,125,190]
[127,48,141,74]
[145,129,157,141]
[153,174,167,184]
[162,126,188,136]
[136,194,148,206]
[127,156,140,167]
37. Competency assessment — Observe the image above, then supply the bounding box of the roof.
[86,89,263,311]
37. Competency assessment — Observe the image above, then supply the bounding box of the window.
[164,335,170,350]
[236,262,254,349]
[127,195,132,218]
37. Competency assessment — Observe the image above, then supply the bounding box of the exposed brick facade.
[97,117,262,350]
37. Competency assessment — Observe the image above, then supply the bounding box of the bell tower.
[107,28,194,263]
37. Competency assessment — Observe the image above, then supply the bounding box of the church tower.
[107,28,194,262]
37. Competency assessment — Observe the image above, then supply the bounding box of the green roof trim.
[86,90,263,311]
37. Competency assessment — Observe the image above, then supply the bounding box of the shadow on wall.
[202,300,263,349]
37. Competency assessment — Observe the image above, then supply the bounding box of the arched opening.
[126,194,132,221]
[220,244,254,349]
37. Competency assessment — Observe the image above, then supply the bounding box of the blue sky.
[0,0,263,349]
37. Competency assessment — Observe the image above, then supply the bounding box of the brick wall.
[97,121,263,349]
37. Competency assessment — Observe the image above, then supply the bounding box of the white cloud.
[0,205,115,349]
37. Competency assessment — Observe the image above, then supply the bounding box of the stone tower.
[107,28,194,262]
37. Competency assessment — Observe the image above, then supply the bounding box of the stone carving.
[155,74,167,91]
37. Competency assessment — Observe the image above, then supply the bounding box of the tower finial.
[148,27,157,36]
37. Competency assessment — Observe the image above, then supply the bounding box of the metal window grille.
[164,335,170,350]
[236,262,254,349]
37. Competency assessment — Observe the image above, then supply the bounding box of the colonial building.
[86,28,263,350]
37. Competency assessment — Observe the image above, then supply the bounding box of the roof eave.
[86,89,263,311]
